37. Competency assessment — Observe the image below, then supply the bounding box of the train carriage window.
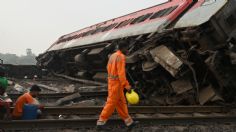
[115,18,134,29]
[81,32,88,37]
[90,28,100,35]
[82,31,90,37]
[91,26,106,35]
[87,29,96,36]
[150,6,178,20]
[74,34,80,39]
[130,15,144,24]
[77,33,82,38]
[130,13,153,25]
[102,23,118,32]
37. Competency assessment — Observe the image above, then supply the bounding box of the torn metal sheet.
[171,79,193,95]
[230,52,236,64]
[150,45,183,77]
[87,47,104,55]
[64,84,75,93]
[126,53,139,64]
[199,85,216,105]
[211,94,224,102]
[142,61,158,71]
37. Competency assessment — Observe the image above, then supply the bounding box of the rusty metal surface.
[150,45,183,77]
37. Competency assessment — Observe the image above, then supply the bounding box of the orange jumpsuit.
[12,93,34,118]
[98,50,133,126]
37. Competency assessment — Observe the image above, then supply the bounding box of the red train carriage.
[38,0,236,105]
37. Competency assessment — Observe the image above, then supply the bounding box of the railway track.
[8,91,108,100]
[8,106,232,115]
[40,106,231,115]
[3,106,236,130]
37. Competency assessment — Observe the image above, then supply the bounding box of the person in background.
[0,66,12,120]
[12,85,43,119]
[96,41,138,130]
[0,85,11,120]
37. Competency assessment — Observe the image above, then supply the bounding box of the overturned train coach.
[37,0,236,105]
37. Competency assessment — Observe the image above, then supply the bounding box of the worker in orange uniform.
[12,85,43,119]
[96,41,138,130]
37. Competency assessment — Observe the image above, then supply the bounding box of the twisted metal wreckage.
[37,0,236,105]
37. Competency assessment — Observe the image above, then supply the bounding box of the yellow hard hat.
[126,89,139,105]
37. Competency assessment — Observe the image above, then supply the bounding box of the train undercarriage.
[37,0,236,105]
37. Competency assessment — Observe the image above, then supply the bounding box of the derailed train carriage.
[37,0,236,105]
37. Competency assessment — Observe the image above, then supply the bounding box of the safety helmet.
[126,89,139,105]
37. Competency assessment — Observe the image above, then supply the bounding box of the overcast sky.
[0,0,165,55]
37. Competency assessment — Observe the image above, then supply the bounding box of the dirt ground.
[11,123,236,132]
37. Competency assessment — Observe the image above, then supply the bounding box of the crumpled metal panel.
[230,52,236,64]
[174,0,227,28]
[171,79,193,94]
[150,45,183,77]
[126,53,139,64]
[142,61,159,71]
[199,85,216,105]
[88,48,104,55]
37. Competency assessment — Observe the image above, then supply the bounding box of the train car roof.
[46,0,227,52]
[174,0,227,28]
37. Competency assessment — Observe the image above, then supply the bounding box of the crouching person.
[12,85,44,120]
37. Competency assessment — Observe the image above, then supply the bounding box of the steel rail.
[9,106,231,115]
[40,106,232,115]
[1,116,236,130]
[8,91,108,100]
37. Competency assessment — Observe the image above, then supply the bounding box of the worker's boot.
[96,120,111,131]
[127,121,139,130]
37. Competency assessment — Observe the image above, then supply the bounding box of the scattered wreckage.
[37,0,236,105]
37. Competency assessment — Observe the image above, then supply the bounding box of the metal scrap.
[150,45,183,77]
[171,79,193,95]
[199,85,216,105]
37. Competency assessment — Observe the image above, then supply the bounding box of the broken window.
[91,26,106,35]
[150,6,178,20]
[102,23,118,32]
[130,13,153,25]
[115,18,134,29]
